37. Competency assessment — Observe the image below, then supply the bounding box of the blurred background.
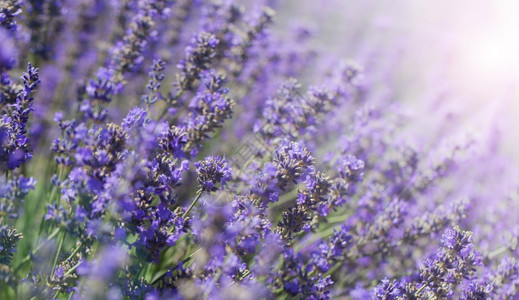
[277,0,519,160]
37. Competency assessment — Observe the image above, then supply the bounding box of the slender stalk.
[14,228,61,272]
[415,284,427,296]
[150,247,202,284]
[204,254,230,298]
[64,242,82,262]
[324,262,341,277]
[271,188,299,208]
[64,259,81,277]
[182,190,203,219]
[237,269,251,281]
[294,224,338,252]
[51,231,66,278]
[158,89,185,121]
[488,246,507,258]
[37,165,65,241]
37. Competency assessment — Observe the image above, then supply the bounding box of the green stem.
[324,262,341,277]
[38,165,65,241]
[64,242,82,262]
[64,259,81,277]
[139,264,150,280]
[488,246,507,258]
[327,213,351,224]
[271,188,299,208]
[204,254,229,298]
[150,247,202,284]
[295,225,338,252]
[158,89,184,121]
[182,190,203,219]
[415,284,427,296]
[51,231,66,278]
[167,189,203,234]
[14,228,61,272]
[238,269,251,281]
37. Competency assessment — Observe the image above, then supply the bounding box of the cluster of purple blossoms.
[1,63,40,170]
[195,155,232,193]
[0,0,517,299]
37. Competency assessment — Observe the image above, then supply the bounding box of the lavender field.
[1,0,519,299]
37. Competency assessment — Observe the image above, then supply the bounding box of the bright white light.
[445,0,519,157]
[465,39,514,78]
[445,1,519,111]
[455,31,519,87]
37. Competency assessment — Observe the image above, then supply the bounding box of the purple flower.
[177,32,219,90]
[184,70,235,151]
[273,139,315,190]
[284,278,301,295]
[0,29,16,69]
[0,1,23,33]
[54,266,64,280]
[122,107,147,130]
[142,59,166,105]
[1,63,40,171]
[85,67,123,103]
[3,1,517,299]
[460,281,493,300]
[373,278,405,300]
[0,225,22,265]
[158,125,187,158]
[195,155,232,192]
